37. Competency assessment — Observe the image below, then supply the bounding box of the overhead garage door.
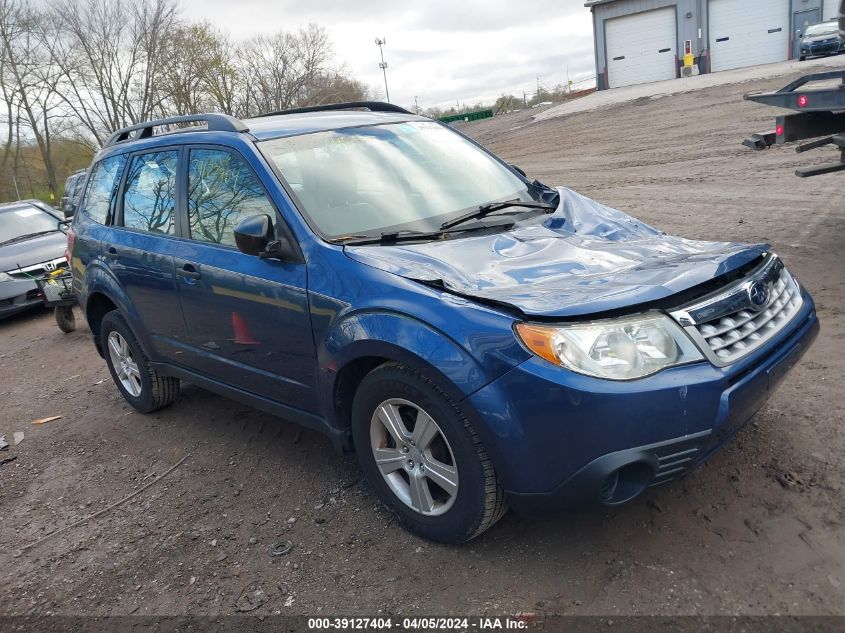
[606,8,677,88]
[709,0,789,72]
[823,0,840,21]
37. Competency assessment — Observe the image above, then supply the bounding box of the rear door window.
[187,148,276,247]
[80,155,127,225]
[121,150,179,235]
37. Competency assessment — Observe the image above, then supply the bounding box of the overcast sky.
[183,0,596,111]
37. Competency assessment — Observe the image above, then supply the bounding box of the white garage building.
[587,0,838,90]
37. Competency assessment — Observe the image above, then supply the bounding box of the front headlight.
[515,313,703,380]
[0,272,13,282]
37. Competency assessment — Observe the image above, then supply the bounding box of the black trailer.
[743,69,845,177]
[743,1,844,177]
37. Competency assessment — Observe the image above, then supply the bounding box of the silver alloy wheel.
[107,331,143,397]
[369,398,459,516]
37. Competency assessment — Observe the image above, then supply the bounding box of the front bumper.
[0,279,43,318]
[464,291,819,515]
[801,41,841,56]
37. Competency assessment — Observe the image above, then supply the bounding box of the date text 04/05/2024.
[307,616,531,630]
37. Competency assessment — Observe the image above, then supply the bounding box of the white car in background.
[0,200,68,318]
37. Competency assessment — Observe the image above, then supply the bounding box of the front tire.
[100,311,180,413]
[351,363,507,543]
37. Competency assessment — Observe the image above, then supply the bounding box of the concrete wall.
[590,0,827,90]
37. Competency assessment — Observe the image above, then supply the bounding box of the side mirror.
[234,214,299,261]
[510,164,527,178]
[64,203,76,219]
[234,214,273,256]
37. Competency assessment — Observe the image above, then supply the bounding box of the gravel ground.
[531,56,844,122]
[1,68,844,617]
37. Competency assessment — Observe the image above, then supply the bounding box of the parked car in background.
[71,104,818,543]
[59,169,88,218]
[1,200,69,318]
[799,20,843,60]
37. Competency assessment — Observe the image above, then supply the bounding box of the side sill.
[151,362,352,454]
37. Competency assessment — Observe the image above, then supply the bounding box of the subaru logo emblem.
[747,281,769,310]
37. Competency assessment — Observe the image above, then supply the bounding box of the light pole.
[375,37,390,103]
[414,96,419,114]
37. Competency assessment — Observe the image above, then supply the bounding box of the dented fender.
[315,309,521,418]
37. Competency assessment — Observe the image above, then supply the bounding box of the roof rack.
[255,101,413,118]
[105,113,249,147]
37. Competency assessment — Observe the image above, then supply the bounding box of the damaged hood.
[344,188,767,318]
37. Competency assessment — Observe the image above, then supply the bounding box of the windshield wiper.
[0,230,58,247]
[333,222,515,246]
[440,199,556,231]
[333,230,450,246]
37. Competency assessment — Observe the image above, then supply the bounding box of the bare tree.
[305,69,369,105]
[238,24,332,116]
[48,0,179,144]
[0,0,65,198]
[158,22,244,117]
[203,32,242,116]
[0,1,373,204]
[0,11,15,182]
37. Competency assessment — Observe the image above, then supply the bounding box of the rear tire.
[351,362,507,543]
[100,311,180,413]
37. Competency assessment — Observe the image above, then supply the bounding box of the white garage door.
[606,8,677,88]
[823,0,840,21]
[709,0,789,72]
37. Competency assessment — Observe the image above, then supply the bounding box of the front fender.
[316,309,505,427]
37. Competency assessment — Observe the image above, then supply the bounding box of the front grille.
[5,257,68,280]
[697,267,801,364]
[670,255,803,367]
[808,38,840,49]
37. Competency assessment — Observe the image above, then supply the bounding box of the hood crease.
[345,187,767,318]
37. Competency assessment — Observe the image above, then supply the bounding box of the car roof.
[95,105,433,158]
[242,110,427,141]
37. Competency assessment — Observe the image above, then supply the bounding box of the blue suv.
[70,103,819,543]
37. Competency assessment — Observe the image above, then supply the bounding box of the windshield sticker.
[15,208,40,217]
[328,134,370,146]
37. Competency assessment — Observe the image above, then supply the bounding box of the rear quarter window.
[80,155,127,225]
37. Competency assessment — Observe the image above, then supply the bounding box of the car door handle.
[177,263,201,279]
[104,247,120,259]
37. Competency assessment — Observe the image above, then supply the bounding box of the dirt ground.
[2,70,844,617]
